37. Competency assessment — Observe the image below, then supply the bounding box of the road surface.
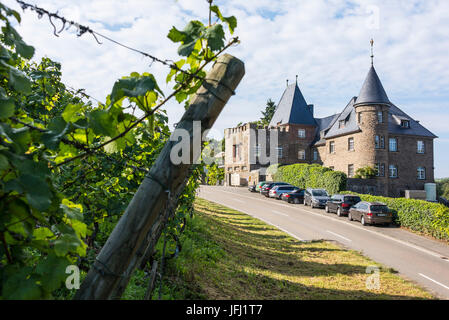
[199,185,449,299]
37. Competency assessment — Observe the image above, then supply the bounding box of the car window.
[344,196,361,203]
[370,205,389,213]
[331,195,341,201]
[312,190,328,197]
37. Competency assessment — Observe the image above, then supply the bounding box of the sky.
[3,0,449,177]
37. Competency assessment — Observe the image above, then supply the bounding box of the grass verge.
[129,198,434,300]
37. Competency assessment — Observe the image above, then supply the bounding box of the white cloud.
[3,0,449,175]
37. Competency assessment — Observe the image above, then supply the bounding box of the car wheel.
[361,216,367,226]
[325,205,329,213]
[337,207,342,217]
[348,212,353,221]
[294,198,300,204]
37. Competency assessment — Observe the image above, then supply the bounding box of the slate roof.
[313,113,340,145]
[269,83,317,127]
[324,97,361,139]
[354,66,391,107]
[388,103,437,138]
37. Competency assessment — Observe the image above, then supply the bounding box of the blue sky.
[4,0,449,177]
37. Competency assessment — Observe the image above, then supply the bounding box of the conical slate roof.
[269,83,316,127]
[354,66,391,107]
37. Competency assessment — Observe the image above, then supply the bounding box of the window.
[417,141,425,154]
[389,165,398,178]
[375,163,385,177]
[339,120,346,129]
[389,138,398,152]
[298,149,306,160]
[348,137,354,151]
[329,166,335,170]
[348,164,355,178]
[277,147,283,159]
[329,141,335,153]
[242,166,247,171]
[254,144,261,157]
[298,129,306,138]
[358,112,362,123]
[313,149,318,161]
[401,120,410,128]
[417,167,426,180]
[377,111,383,123]
[375,135,385,149]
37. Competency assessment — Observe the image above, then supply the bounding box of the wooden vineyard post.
[74,54,245,300]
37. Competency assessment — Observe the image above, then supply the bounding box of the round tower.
[354,64,391,192]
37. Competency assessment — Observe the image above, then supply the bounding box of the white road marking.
[419,274,449,291]
[207,189,448,261]
[272,210,289,217]
[327,230,352,242]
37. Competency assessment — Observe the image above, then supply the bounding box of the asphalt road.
[199,185,449,299]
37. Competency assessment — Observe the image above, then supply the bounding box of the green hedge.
[272,163,347,195]
[341,191,449,241]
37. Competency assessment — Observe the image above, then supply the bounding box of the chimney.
[308,104,314,116]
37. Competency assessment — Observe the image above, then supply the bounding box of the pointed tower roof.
[269,83,316,127]
[354,65,391,107]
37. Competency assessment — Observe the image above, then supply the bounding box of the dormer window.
[401,120,410,128]
[339,120,346,129]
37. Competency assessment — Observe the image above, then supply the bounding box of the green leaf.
[210,5,237,34]
[205,24,225,51]
[35,254,70,292]
[19,173,53,211]
[8,68,31,94]
[53,234,82,257]
[33,227,54,240]
[62,103,83,123]
[110,75,161,104]
[88,109,116,136]
[41,117,70,150]
[0,153,9,171]
[167,26,185,43]
[0,98,15,118]
[2,268,41,300]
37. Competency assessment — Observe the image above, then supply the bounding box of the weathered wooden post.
[74,54,245,299]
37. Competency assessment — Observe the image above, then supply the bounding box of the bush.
[273,164,347,195]
[341,191,449,241]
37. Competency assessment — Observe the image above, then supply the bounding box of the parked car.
[282,189,305,204]
[348,201,393,226]
[269,185,298,199]
[256,181,268,192]
[248,184,256,192]
[261,182,291,197]
[325,194,362,217]
[304,189,330,208]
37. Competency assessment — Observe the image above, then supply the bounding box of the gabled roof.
[354,66,391,107]
[313,113,340,146]
[269,83,317,127]
[324,97,361,139]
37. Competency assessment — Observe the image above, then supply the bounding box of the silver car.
[304,188,330,208]
[269,185,298,199]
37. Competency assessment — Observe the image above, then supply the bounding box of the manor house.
[224,62,437,197]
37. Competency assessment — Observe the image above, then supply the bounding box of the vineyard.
[0,1,243,299]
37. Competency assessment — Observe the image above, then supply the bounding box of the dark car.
[260,182,290,197]
[325,194,362,217]
[348,201,393,226]
[304,188,330,208]
[269,185,299,199]
[248,184,257,192]
[282,189,305,204]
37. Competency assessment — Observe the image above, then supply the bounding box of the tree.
[259,99,276,127]
[354,166,377,179]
